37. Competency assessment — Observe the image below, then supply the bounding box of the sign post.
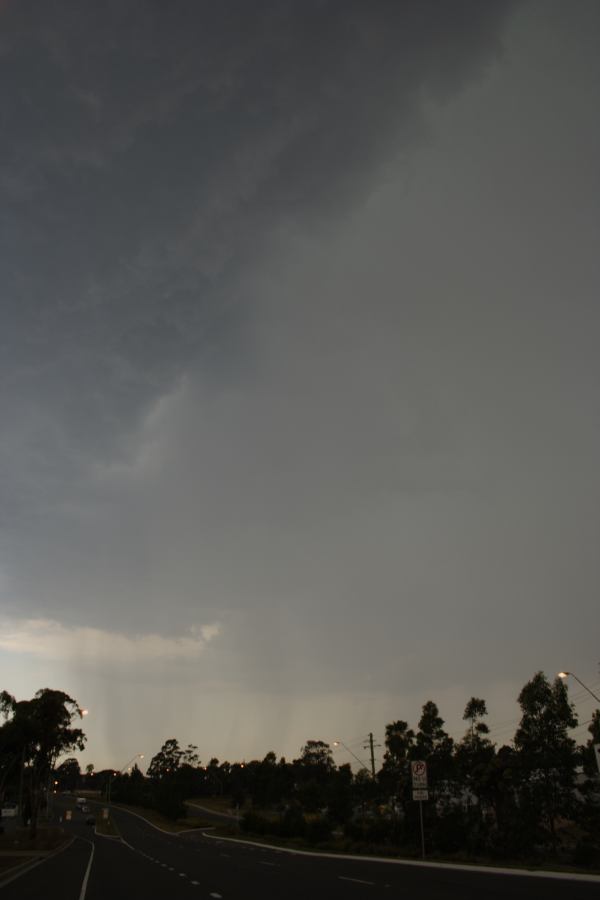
[411,760,428,859]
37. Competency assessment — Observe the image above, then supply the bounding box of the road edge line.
[185,801,240,821]
[77,838,95,900]
[104,803,188,836]
[199,831,600,883]
[0,836,75,889]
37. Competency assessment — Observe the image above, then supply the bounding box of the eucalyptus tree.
[0,689,86,835]
[514,671,578,851]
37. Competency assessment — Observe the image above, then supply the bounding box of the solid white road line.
[339,876,376,886]
[200,832,600,882]
[78,839,95,900]
[0,837,75,889]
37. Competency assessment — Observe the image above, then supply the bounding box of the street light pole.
[558,672,600,704]
[119,753,145,775]
[559,671,600,777]
[333,740,371,773]
[107,754,144,803]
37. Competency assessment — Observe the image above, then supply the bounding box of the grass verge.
[109,803,210,833]
[186,796,244,816]
[207,826,600,876]
[95,815,121,838]
[0,827,67,854]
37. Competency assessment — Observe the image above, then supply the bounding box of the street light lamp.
[119,753,144,774]
[558,672,600,704]
[332,740,371,773]
[108,754,144,802]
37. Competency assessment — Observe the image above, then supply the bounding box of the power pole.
[364,733,380,779]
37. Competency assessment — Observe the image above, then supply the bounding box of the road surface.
[2,799,599,899]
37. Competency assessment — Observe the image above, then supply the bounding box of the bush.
[279,806,306,838]
[572,839,600,868]
[305,816,332,844]
[241,811,269,835]
[154,785,186,820]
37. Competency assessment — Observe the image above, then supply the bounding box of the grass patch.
[95,815,121,838]
[0,827,67,854]
[110,803,204,833]
[0,856,31,875]
[214,827,600,875]
[186,796,244,816]
[179,817,212,830]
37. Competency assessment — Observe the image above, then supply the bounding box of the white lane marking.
[191,881,200,885]
[78,840,96,900]
[339,876,376,886]
[0,838,76,890]
[179,872,187,877]
[209,894,222,898]
[259,861,279,867]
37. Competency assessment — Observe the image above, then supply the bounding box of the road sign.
[413,789,429,802]
[411,760,428,788]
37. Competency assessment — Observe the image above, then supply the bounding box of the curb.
[99,803,197,837]
[0,837,74,889]
[199,831,600,883]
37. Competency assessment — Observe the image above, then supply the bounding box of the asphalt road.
[2,799,599,899]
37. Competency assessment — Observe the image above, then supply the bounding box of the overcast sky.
[1,0,599,772]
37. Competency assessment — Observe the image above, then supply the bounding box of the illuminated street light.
[108,754,144,802]
[558,671,600,704]
[120,753,144,774]
[332,740,370,772]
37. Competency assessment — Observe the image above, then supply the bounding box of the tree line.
[3,672,597,864]
[105,670,599,866]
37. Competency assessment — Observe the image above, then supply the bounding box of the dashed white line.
[209,893,222,898]
[339,876,376,886]
[259,861,279,867]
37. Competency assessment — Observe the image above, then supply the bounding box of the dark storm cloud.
[2,1,600,766]
[0,1,517,482]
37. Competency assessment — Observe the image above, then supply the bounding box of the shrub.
[305,816,332,844]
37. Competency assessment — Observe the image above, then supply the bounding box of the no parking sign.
[411,760,428,789]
